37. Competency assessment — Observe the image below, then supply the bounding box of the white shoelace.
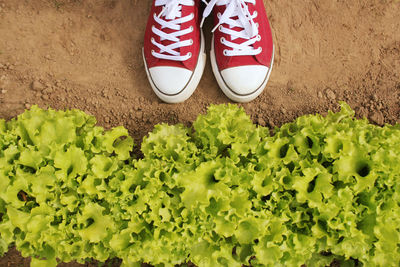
[202,0,261,56]
[151,0,195,61]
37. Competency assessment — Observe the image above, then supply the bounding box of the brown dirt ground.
[0,0,399,266]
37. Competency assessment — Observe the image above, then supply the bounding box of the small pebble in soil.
[257,117,266,126]
[317,91,323,98]
[370,111,384,125]
[25,103,31,109]
[31,80,44,91]
[325,88,336,100]
[44,87,53,94]
[260,103,268,110]
[268,119,275,128]
[41,94,49,100]
[1,89,7,94]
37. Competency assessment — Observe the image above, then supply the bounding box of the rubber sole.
[210,36,275,103]
[143,31,206,104]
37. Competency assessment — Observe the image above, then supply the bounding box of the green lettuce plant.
[0,103,399,266]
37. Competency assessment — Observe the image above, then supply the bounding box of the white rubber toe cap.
[149,66,193,96]
[220,65,269,95]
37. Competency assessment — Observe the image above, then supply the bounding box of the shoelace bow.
[152,0,195,61]
[202,0,261,56]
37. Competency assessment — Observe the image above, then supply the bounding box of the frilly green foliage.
[0,103,400,266]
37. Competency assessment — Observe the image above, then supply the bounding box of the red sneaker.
[202,0,274,102]
[143,0,206,103]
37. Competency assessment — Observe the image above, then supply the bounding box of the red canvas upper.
[213,0,274,71]
[144,0,201,71]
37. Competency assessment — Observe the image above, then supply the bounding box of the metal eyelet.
[258,47,263,53]
[189,39,193,45]
[217,12,221,18]
[190,26,194,32]
[253,11,258,17]
[223,49,228,56]
[220,37,225,44]
[151,49,155,55]
[151,37,155,42]
[256,22,259,28]
[256,35,261,41]
[187,52,192,58]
